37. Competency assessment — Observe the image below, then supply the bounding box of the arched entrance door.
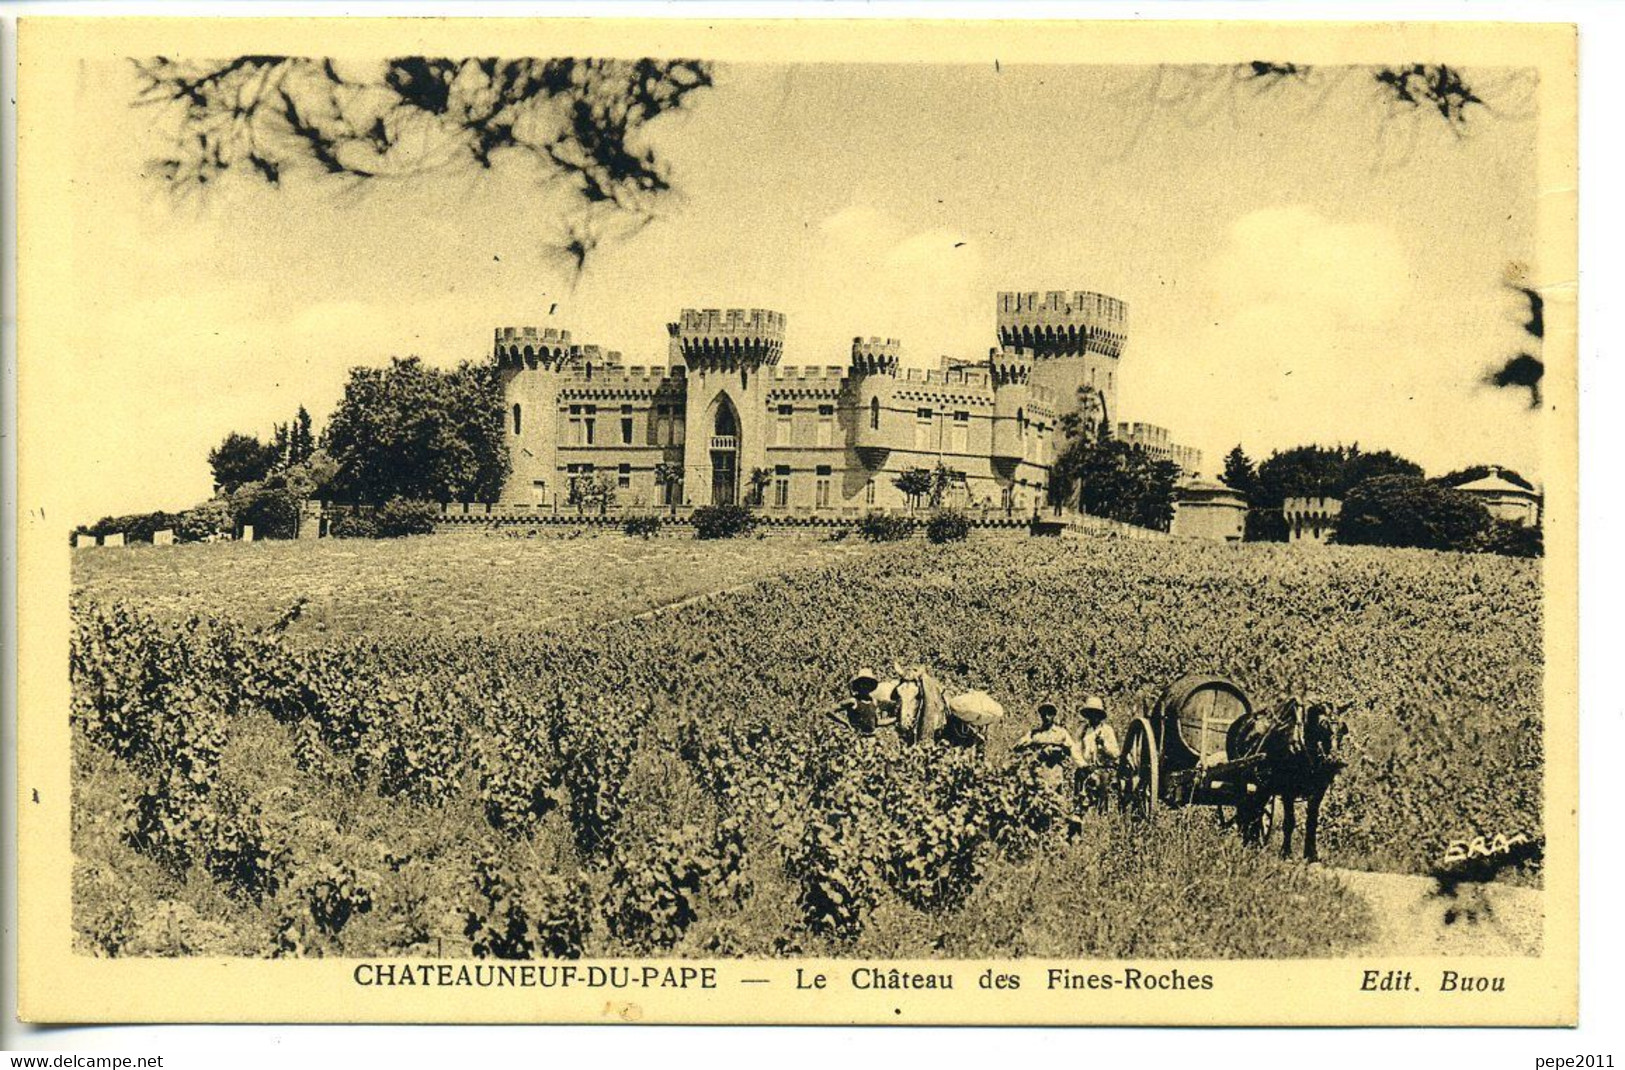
[709,395,740,506]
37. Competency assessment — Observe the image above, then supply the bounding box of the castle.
[495,291,1198,513]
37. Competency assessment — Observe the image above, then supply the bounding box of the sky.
[63,59,1543,524]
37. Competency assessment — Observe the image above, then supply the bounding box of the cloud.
[1125,205,1542,481]
[1203,206,1411,329]
[794,205,987,366]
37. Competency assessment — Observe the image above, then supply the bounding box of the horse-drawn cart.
[1116,675,1275,838]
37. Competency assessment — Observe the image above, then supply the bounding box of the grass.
[72,528,877,639]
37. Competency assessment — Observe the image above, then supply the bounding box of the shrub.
[857,512,916,542]
[1333,475,1490,552]
[175,500,233,543]
[1476,519,1543,558]
[691,503,756,540]
[229,483,303,540]
[328,512,379,539]
[623,514,662,539]
[374,498,440,538]
[926,509,972,544]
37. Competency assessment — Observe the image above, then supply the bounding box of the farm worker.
[895,664,949,745]
[829,668,883,735]
[1013,701,1086,786]
[1078,695,1121,767]
[1075,695,1121,812]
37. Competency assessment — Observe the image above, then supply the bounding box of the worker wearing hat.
[829,667,887,736]
[1014,698,1087,782]
[1079,695,1121,768]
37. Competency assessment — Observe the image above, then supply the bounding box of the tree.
[1247,443,1425,541]
[928,464,967,509]
[290,406,316,467]
[567,472,616,515]
[1051,436,1178,532]
[653,461,684,515]
[208,431,281,495]
[894,468,933,510]
[322,357,509,505]
[747,467,772,507]
[1332,475,1491,552]
[1220,445,1257,496]
[134,56,714,275]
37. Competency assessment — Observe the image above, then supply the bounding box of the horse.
[1226,696,1350,862]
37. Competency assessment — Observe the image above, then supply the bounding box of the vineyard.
[70,536,1541,959]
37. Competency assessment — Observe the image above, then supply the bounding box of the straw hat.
[850,668,880,692]
[1080,695,1108,721]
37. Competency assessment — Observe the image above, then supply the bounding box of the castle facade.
[495,290,1193,513]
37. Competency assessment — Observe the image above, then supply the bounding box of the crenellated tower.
[668,308,787,506]
[849,337,901,454]
[987,345,1034,462]
[850,336,901,378]
[496,326,575,503]
[996,290,1127,434]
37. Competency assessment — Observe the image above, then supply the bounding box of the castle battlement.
[494,325,577,370]
[669,307,786,366]
[559,363,684,386]
[770,365,850,382]
[996,290,1128,359]
[496,326,573,345]
[897,366,997,391]
[851,336,901,377]
[988,345,1033,386]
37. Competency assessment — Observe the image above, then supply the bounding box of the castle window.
[815,465,832,509]
[618,463,631,489]
[775,404,793,447]
[951,411,969,454]
[773,465,791,508]
[816,405,835,447]
[621,404,634,445]
[914,407,934,451]
[512,403,523,435]
[865,477,876,505]
[583,404,597,446]
[655,404,671,446]
[869,397,880,431]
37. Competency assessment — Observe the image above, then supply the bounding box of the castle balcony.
[710,436,738,452]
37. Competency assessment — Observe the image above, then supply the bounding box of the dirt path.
[1330,867,1543,956]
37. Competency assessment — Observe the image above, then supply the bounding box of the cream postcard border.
[14,16,1579,1025]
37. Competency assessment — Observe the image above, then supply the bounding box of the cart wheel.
[1116,717,1159,819]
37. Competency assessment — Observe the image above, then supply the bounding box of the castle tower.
[988,345,1034,462]
[495,326,575,503]
[996,290,1127,434]
[668,308,786,506]
[849,337,900,455]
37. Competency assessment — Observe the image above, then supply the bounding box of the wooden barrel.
[1157,675,1253,766]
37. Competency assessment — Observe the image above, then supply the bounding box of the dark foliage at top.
[1490,352,1545,409]
[133,56,714,272]
[1242,61,1485,131]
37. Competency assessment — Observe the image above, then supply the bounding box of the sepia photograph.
[12,15,1577,1027]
